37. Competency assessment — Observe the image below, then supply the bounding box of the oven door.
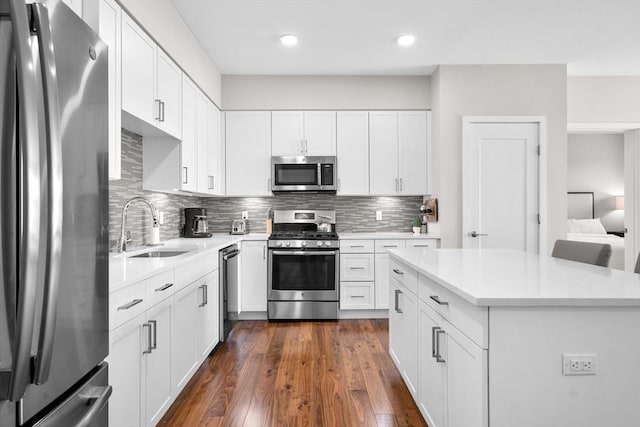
[268,249,339,301]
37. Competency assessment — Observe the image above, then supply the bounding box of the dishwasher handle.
[223,249,240,261]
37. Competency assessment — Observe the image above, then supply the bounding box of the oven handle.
[271,250,338,256]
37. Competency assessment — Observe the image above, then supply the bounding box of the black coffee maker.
[183,208,212,238]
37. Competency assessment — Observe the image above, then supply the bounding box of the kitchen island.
[387,248,640,427]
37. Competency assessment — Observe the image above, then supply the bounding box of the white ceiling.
[171,0,640,76]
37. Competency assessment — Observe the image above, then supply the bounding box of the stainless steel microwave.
[271,156,337,193]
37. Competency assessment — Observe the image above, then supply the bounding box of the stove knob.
[316,241,323,247]
[285,241,291,247]
[301,241,307,248]
[277,241,284,247]
[324,241,331,247]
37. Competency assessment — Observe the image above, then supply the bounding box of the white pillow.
[567,218,607,235]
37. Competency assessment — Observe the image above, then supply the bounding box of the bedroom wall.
[567,133,624,232]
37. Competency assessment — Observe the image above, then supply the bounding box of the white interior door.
[624,129,640,271]
[463,120,540,251]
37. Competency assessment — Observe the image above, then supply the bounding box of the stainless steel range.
[268,210,339,320]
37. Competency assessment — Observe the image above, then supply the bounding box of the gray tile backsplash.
[109,130,423,250]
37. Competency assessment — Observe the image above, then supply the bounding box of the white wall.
[120,0,222,106]
[568,77,640,124]
[568,133,625,231]
[431,64,568,251]
[221,75,430,110]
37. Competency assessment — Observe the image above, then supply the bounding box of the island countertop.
[388,248,640,307]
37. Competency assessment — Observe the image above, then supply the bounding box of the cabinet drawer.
[406,239,438,249]
[340,282,374,309]
[110,280,147,331]
[418,273,488,348]
[146,269,176,308]
[374,240,406,253]
[389,258,418,294]
[174,251,218,291]
[340,254,375,281]
[340,240,374,253]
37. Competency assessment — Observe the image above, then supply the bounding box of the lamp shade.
[616,196,625,210]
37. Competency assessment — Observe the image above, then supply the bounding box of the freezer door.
[32,363,110,427]
[20,0,109,423]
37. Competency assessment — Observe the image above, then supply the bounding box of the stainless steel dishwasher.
[219,244,240,341]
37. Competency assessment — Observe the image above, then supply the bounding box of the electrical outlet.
[562,354,597,375]
[158,211,165,225]
[242,211,249,220]
[376,210,383,221]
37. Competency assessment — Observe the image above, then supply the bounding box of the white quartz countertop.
[109,233,268,291]
[339,232,440,240]
[388,248,640,307]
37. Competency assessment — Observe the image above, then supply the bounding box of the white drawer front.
[417,273,488,348]
[109,280,147,331]
[174,251,218,291]
[405,239,439,249]
[389,258,418,295]
[340,240,375,253]
[374,239,406,253]
[340,253,375,281]
[340,282,374,309]
[146,269,176,308]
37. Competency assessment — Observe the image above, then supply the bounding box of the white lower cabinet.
[390,258,488,427]
[144,298,174,427]
[109,262,219,427]
[240,241,268,313]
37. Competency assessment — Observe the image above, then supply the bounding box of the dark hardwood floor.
[159,319,427,427]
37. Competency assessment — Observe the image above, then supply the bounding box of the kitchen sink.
[129,250,190,258]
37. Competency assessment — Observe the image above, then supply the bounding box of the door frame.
[462,116,548,254]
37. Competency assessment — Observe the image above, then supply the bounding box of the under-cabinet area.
[388,248,640,427]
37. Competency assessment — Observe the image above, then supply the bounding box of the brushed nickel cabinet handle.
[435,329,446,363]
[155,283,173,292]
[142,323,152,354]
[117,298,143,310]
[392,268,404,275]
[430,295,449,306]
[431,326,440,358]
[148,319,157,350]
[394,289,403,313]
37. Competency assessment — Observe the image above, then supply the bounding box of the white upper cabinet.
[207,103,224,195]
[196,92,209,195]
[121,15,181,139]
[83,0,121,180]
[337,111,369,195]
[155,51,182,139]
[272,111,336,156]
[180,77,198,192]
[226,112,272,196]
[370,111,429,195]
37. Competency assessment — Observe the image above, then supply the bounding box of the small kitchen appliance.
[231,219,248,235]
[267,210,339,320]
[184,208,212,238]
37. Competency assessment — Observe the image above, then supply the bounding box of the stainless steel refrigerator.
[0,0,110,426]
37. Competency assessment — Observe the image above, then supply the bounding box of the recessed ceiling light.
[397,35,415,47]
[280,34,298,46]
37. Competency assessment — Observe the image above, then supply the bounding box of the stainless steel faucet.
[117,196,160,252]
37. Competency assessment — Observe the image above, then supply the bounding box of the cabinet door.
[418,300,446,427]
[272,111,304,155]
[374,253,389,309]
[207,103,223,195]
[226,112,272,196]
[84,0,122,180]
[108,313,145,427]
[199,271,219,360]
[337,111,369,195]
[400,285,419,398]
[196,91,210,194]
[240,241,268,312]
[369,111,399,195]
[388,279,403,368]
[121,15,156,125]
[156,51,182,139]
[398,111,428,195]
[340,253,374,281]
[445,321,489,427]
[304,111,336,155]
[144,299,173,427]
[180,77,198,192]
[172,282,200,394]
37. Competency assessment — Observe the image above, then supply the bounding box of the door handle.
[143,323,153,354]
[117,298,143,310]
[148,319,157,350]
[76,385,113,427]
[155,99,162,121]
[155,283,173,292]
[394,289,403,313]
[430,295,449,306]
[183,166,188,184]
[32,2,64,386]
[399,178,403,192]
[199,285,207,307]
[431,326,440,357]
[435,329,446,363]
[392,268,404,275]
[469,231,488,238]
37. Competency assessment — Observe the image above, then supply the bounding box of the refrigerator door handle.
[31,2,64,386]
[3,0,43,402]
